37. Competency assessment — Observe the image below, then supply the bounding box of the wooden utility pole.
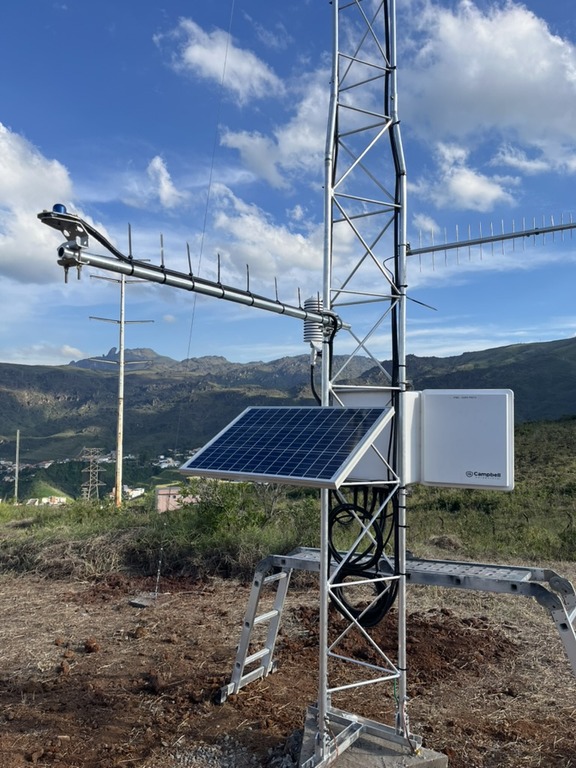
[90,265,152,507]
[14,429,20,504]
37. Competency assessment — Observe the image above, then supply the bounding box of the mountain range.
[1,336,575,462]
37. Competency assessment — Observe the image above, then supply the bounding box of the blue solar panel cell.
[180,406,392,488]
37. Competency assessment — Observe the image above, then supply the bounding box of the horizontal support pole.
[65,249,342,327]
[37,208,345,331]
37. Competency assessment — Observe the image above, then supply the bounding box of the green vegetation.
[126,480,320,578]
[0,480,320,579]
[1,416,576,579]
[408,417,576,561]
[0,459,183,502]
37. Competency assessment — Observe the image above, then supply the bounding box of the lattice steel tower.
[311,0,412,757]
[37,0,412,759]
[80,447,105,500]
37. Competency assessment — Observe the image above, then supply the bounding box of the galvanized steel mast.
[316,0,411,759]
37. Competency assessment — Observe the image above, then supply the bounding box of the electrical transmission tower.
[80,447,105,500]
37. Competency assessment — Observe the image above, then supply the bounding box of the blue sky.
[1,0,576,366]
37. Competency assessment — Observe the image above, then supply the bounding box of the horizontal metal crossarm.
[37,207,345,332]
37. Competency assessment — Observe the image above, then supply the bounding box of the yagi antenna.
[410,213,576,268]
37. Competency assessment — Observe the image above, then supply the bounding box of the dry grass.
[1,560,576,767]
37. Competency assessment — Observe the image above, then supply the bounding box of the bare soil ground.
[0,563,575,768]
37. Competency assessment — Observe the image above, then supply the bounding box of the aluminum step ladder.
[218,548,576,704]
[218,556,293,703]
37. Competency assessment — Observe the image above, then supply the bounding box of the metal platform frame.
[219,547,576,707]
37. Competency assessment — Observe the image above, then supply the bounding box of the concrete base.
[299,709,448,768]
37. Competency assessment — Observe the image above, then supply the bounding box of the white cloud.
[0,342,84,366]
[288,205,305,223]
[244,13,292,51]
[0,123,75,283]
[402,1,576,166]
[411,213,440,238]
[406,323,518,357]
[0,124,72,209]
[210,184,323,283]
[491,144,551,174]
[119,155,189,211]
[156,19,327,190]
[221,72,329,188]
[0,124,130,288]
[147,156,188,209]
[157,18,284,106]
[412,142,517,212]
[405,316,576,359]
[220,130,286,188]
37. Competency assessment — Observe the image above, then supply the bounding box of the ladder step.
[237,665,267,689]
[224,562,293,698]
[263,571,288,585]
[253,609,279,625]
[245,648,271,666]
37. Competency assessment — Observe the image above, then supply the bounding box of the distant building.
[26,496,67,506]
[42,496,67,505]
[155,485,199,513]
[108,486,146,501]
[126,487,146,500]
[155,457,180,469]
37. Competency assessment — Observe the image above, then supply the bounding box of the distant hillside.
[1,337,575,462]
[0,353,373,462]
[396,336,576,422]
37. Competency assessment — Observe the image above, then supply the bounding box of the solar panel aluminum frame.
[179,406,395,489]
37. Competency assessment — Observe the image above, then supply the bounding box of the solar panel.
[180,406,393,489]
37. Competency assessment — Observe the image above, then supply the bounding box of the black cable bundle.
[328,490,399,628]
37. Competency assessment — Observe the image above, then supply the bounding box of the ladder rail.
[219,558,293,703]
